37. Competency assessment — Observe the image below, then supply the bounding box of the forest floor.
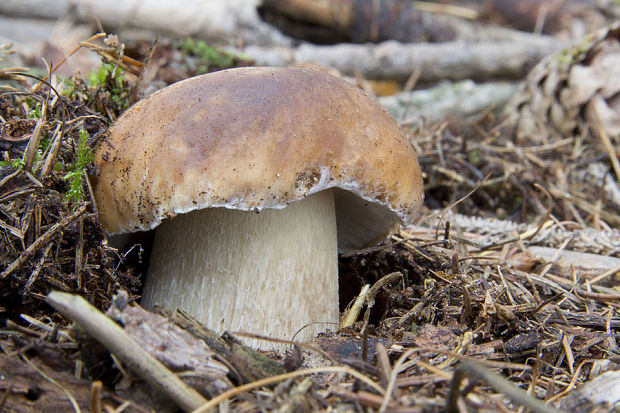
[1,2,620,412]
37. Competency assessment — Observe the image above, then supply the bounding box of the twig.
[20,353,81,413]
[548,186,620,225]
[417,359,452,380]
[340,272,403,329]
[590,103,620,181]
[375,343,393,387]
[1,205,87,279]
[230,330,338,365]
[340,284,370,329]
[498,265,515,306]
[446,360,565,413]
[441,172,492,216]
[561,333,575,375]
[22,92,48,171]
[38,123,63,179]
[0,168,21,190]
[19,313,72,341]
[191,365,385,413]
[33,33,106,90]
[240,37,564,81]
[74,215,84,289]
[46,291,208,412]
[590,264,620,286]
[24,242,53,291]
[528,183,553,241]
[413,1,478,19]
[546,359,590,403]
[0,381,11,411]
[379,348,417,412]
[90,381,103,413]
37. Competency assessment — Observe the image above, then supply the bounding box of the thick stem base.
[142,190,339,349]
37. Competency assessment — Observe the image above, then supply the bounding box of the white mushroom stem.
[141,189,339,349]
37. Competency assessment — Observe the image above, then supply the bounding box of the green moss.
[62,63,130,111]
[88,63,129,109]
[0,157,25,168]
[179,38,247,73]
[64,128,93,208]
[27,102,42,119]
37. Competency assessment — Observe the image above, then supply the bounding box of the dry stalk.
[192,365,385,413]
[1,205,87,279]
[447,360,565,413]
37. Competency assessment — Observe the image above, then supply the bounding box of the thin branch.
[46,291,208,413]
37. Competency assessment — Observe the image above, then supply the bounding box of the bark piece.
[46,291,211,412]
[261,0,462,43]
[107,303,233,398]
[559,370,620,411]
[167,309,287,383]
[0,353,96,412]
[504,332,542,353]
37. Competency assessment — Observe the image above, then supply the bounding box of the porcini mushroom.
[93,67,423,348]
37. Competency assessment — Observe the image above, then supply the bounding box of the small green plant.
[0,157,25,168]
[180,38,244,73]
[27,102,42,119]
[62,77,76,97]
[88,63,129,109]
[0,134,48,169]
[64,128,93,208]
[468,149,480,166]
[89,63,114,88]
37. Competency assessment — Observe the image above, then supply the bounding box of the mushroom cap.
[93,67,423,251]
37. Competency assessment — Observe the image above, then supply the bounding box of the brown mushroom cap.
[93,67,423,250]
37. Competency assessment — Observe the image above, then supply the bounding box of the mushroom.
[93,67,423,348]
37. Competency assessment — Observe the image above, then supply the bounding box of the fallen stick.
[237,37,566,81]
[522,246,620,281]
[46,291,208,412]
[377,80,518,124]
[447,360,565,413]
[0,0,288,46]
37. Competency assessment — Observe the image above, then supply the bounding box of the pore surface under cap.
[93,67,423,249]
